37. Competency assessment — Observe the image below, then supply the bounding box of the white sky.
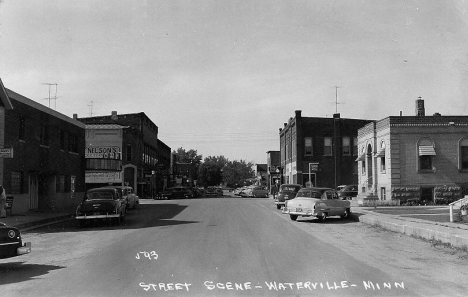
[1,0,468,164]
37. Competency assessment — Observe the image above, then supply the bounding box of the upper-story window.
[418,138,435,171]
[40,125,49,146]
[342,137,350,155]
[304,137,313,155]
[60,130,66,150]
[353,137,358,156]
[324,137,332,156]
[377,140,386,173]
[68,134,78,153]
[459,138,468,170]
[19,115,25,141]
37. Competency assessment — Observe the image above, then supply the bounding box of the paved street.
[1,196,466,296]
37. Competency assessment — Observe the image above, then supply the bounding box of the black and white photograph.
[1,1,468,296]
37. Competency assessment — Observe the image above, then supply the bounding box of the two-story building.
[2,82,86,214]
[279,110,373,188]
[266,150,281,192]
[357,98,468,203]
[77,111,171,198]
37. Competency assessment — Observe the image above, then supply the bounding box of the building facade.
[266,151,281,193]
[3,88,86,213]
[279,110,373,188]
[77,111,170,198]
[357,99,468,203]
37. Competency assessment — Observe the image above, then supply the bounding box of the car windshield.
[86,191,114,200]
[279,186,301,192]
[296,191,323,198]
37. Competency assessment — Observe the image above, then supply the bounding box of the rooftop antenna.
[88,101,94,117]
[42,83,58,109]
[334,85,340,114]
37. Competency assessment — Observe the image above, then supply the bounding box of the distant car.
[249,186,269,198]
[76,187,127,226]
[155,188,173,200]
[205,187,219,197]
[283,187,351,221]
[172,187,195,199]
[104,186,139,209]
[0,222,31,259]
[240,186,254,197]
[215,187,224,196]
[338,185,358,200]
[275,184,303,209]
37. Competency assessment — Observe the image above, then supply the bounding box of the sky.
[1,0,468,164]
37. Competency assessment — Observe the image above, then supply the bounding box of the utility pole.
[42,83,58,109]
[335,85,340,114]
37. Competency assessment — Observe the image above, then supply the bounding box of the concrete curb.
[350,212,468,250]
[16,214,74,230]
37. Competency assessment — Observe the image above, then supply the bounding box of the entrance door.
[29,172,38,210]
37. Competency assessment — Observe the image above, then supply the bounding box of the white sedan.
[282,187,351,221]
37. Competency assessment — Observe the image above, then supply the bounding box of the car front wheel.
[276,204,281,210]
[289,215,298,221]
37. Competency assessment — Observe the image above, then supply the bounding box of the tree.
[197,155,228,187]
[222,159,254,188]
[173,147,202,166]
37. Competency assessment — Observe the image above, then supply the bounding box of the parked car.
[76,187,127,226]
[0,222,31,259]
[156,188,173,200]
[215,187,224,196]
[338,184,358,200]
[104,186,139,209]
[249,186,269,198]
[275,184,303,209]
[172,187,196,199]
[240,186,254,197]
[205,187,219,197]
[282,187,351,221]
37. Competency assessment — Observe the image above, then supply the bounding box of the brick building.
[77,112,171,198]
[279,110,373,188]
[2,86,86,213]
[266,150,281,192]
[357,98,468,203]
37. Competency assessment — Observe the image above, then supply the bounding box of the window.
[69,134,78,153]
[378,141,386,173]
[19,115,25,141]
[40,125,49,146]
[324,137,332,156]
[361,147,366,174]
[381,187,386,200]
[60,130,66,150]
[418,138,435,171]
[353,137,358,156]
[10,171,23,194]
[342,137,350,155]
[460,138,468,170]
[304,137,313,155]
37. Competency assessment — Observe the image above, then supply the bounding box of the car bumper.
[18,242,31,256]
[76,214,120,220]
[282,207,316,217]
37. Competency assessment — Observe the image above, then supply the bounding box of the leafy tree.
[197,155,228,187]
[173,147,202,165]
[222,160,255,188]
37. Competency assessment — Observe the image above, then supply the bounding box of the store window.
[353,137,358,156]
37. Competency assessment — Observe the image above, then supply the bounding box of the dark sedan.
[275,184,303,209]
[76,187,127,226]
[0,222,31,259]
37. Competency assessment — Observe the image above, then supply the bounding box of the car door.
[324,190,337,215]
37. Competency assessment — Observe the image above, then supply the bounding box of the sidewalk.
[349,207,468,249]
[0,210,74,230]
